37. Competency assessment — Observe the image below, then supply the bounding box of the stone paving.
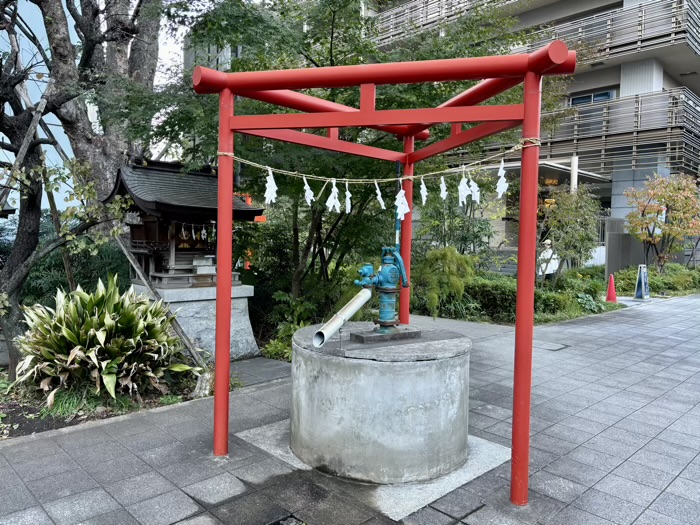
[0,295,698,525]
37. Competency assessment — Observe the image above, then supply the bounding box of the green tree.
[138,0,570,287]
[625,173,700,274]
[538,186,602,284]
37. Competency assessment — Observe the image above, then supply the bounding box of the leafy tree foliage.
[537,185,602,284]
[625,174,700,273]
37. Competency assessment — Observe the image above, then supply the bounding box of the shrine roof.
[105,159,264,222]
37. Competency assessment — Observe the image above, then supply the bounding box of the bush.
[14,275,198,406]
[614,263,700,295]
[465,277,517,323]
[412,247,476,317]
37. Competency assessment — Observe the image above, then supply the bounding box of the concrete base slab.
[236,419,510,521]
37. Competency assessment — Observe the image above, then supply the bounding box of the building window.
[569,89,616,106]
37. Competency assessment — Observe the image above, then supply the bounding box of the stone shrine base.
[133,285,259,361]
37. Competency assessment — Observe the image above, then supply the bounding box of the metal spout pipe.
[313,289,372,348]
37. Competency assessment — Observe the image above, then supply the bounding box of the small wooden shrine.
[105,158,264,288]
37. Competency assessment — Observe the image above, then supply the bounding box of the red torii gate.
[192,40,576,505]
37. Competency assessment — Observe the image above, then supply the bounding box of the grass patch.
[38,388,133,420]
[159,395,183,406]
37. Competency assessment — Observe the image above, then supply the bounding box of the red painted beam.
[511,71,543,506]
[230,105,524,131]
[407,120,522,164]
[193,42,572,93]
[244,89,430,140]
[240,128,406,163]
[400,50,576,136]
[213,89,234,457]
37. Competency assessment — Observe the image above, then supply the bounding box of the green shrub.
[412,247,476,317]
[465,277,517,323]
[14,275,198,406]
[614,263,700,295]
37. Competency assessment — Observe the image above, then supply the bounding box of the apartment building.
[375,0,700,221]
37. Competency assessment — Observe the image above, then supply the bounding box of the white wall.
[620,59,664,96]
[569,66,621,95]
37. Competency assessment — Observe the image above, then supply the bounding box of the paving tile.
[649,493,700,525]
[471,404,512,420]
[597,427,652,448]
[76,508,140,525]
[632,509,685,525]
[12,451,80,482]
[401,507,456,525]
[540,423,596,445]
[118,428,175,453]
[681,462,700,482]
[54,428,112,451]
[102,416,153,439]
[530,434,579,456]
[1,439,63,465]
[544,458,608,487]
[229,457,293,487]
[656,429,700,450]
[593,474,660,507]
[611,461,676,490]
[183,473,248,506]
[628,449,691,476]
[572,489,644,525]
[666,477,700,504]
[528,470,587,503]
[566,447,624,472]
[211,492,291,525]
[66,440,132,467]
[461,506,527,525]
[174,513,224,525]
[44,488,120,525]
[105,470,176,506]
[462,473,509,497]
[0,481,37,517]
[641,438,699,461]
[430,487,483,519]
[127,489,202,525]
[544,506,615,525]
[261,475,331,513]
[159,458,226,488]
[0,506,54,525]
[25,467,99,503]
[583,436,642,459]
[83,452,153,485]
[137,441,199,468]
[482,487,565,525]
[559,416,608,435]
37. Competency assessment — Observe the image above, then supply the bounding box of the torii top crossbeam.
[193,40,576,507]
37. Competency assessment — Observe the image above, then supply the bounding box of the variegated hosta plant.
[14,275,198,406]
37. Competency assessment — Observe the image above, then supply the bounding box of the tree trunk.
[291,209,322,298]
[1,292,23,382]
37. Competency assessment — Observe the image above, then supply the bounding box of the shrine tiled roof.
[105,159,264,222]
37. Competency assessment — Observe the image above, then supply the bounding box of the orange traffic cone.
[606,274,617,303]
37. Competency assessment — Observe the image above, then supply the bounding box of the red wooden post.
[510,71,543,504]
[214,88,235,456]
[399,136,414,325]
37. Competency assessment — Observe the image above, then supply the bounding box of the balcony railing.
[447,88,700,176]
[512,0,698,62]
[375,0,700,58]
[375,0,516,47]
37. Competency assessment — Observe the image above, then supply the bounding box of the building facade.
[374,0,700,220]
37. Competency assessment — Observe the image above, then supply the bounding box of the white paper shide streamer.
[303,176,315,206]
[496,159,509,199]
[325,179,341,213]
[469,178,481,204]
[395,189,410,221]
[345,182,352,214]
[264,167,278,204]
[420,177,428,205]
[457,176,471,206]
[374,181,386,209]
[439,176,448,200]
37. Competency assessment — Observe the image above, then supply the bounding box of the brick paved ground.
[0,295,698,525]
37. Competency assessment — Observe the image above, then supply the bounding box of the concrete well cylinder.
[290,322,471,484]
